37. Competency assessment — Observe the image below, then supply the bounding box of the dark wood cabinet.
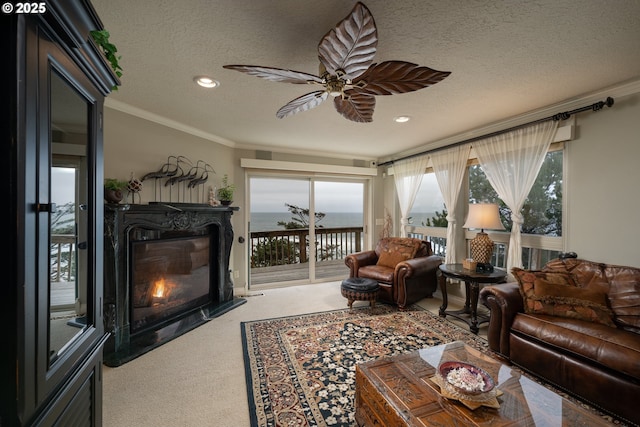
[3,1,119,425]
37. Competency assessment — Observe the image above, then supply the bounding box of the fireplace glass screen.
[130,235,211,334]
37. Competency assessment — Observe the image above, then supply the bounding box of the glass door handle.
[36,203,57,213]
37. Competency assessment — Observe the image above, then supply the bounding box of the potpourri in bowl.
[438,361,495,396]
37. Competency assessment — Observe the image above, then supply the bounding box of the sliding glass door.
[248,176,366,288]
[314,181,364,281]
[249,177,310,286]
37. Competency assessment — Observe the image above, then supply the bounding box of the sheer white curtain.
[473,120,559,272]
[393,156,429,237]
[431,144,471,264]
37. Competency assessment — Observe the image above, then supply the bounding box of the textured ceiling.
[91,0,640,161]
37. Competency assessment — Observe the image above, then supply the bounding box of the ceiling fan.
[223,2,451,123]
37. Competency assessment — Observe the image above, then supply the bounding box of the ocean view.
[407,212,439,227]
[250,212,363,232]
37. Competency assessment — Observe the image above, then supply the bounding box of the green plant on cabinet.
[90,29,122,89]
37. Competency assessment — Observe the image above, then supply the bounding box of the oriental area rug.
[241,304,490,427]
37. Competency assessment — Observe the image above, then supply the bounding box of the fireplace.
[103,203,246,366]
[130,234,212,333]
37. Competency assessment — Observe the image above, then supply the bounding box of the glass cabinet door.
[36,33,104,401]
[48,70,89,365]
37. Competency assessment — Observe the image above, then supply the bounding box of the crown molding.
[104,98,237,147]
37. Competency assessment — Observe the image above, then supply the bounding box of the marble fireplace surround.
[103,203,246,366]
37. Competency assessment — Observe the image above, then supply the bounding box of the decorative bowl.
[438,361,495,396]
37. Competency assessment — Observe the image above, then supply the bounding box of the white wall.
[565,92,640,267]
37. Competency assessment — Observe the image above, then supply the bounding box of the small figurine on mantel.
[208,186,220,206]
[127,172,143,204]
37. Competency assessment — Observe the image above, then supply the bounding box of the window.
[469,150,563,236]
[408,173,446,227]
[403,148,562,268]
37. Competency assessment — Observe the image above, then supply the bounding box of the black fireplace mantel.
[103,203,246,366]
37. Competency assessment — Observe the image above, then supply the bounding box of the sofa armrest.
[396,255,443,278]
[479,282,523,359]
[395,255,443,308]
[344,251,378,277]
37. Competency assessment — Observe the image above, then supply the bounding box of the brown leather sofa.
[344,237,442,310]
[480,258,640,426]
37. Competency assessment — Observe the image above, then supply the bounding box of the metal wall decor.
[141,155,215,204]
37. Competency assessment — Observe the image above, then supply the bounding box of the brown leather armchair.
[344,237,442,310]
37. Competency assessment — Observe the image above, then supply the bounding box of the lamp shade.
[463,203,505,231]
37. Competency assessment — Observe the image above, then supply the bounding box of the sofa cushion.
[530,278,615,326]
[569,261,610,293]
[513,267,615,327]
[606,266,640,334]
[358,265,394,283]
[543,258,609,292]
[543,258,640,334]
[511,313,640,381]
[512,267,575,304]
[376,238,422,269]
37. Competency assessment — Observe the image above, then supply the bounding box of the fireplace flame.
[153,278,167,298]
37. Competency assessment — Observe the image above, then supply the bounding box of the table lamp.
[463,203,505,265]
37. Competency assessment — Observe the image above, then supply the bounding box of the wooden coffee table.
[355,341,612,426]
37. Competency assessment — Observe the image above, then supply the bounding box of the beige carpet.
[102,281,479,427]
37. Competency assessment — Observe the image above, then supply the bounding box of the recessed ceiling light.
[394,116,411,123]
[194,76,220,88]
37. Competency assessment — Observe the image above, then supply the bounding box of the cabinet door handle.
[36,203,57,213]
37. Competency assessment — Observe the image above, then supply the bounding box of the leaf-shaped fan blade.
[318,2,377,80]
[352,61,451,95]
[223,65,323,85]
[334,91,375,123]
[276,90,329,119]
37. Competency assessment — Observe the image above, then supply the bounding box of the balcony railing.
[249,221,562,271]
[249,227,363,268]
[407,225,563,270]
[51,234,75,281]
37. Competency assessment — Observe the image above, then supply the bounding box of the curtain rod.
[378,96,615,167]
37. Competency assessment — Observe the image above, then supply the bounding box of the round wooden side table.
[437,263,507,334]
